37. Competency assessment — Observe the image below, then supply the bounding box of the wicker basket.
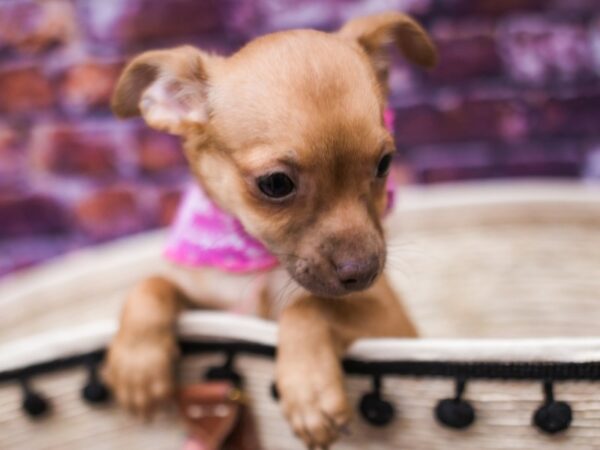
[1,181,600,450]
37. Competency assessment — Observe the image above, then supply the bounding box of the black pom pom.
[435,398,475,429]
[82,377,110,404]
[533,401,572,434]
[81,362,110,404]
[359,392,395,426]
[270,382,279,401]
[22,390,49,418]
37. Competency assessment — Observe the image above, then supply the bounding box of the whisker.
[279,285,301,309]
[274,277,297,310]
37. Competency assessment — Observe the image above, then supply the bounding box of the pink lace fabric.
[164,109,397,272]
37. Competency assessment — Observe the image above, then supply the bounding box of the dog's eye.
[376,154,393,178]
[257,172,295,199]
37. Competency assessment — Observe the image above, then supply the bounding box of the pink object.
[164,109,397,273]
[182,439,209,450]
[163,185,279,272]
[383,107,395,132]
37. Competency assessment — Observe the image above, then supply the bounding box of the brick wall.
[1,0,600,275]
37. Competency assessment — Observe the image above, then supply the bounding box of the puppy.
[104,12,436,449]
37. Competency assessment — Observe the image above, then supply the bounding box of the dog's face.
[112,13,436,297]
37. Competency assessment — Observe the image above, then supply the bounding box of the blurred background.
[1,0,599,276]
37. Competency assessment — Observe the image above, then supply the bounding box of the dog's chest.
[162,263,304,318]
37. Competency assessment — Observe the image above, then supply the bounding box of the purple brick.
[498,16,595,85]
[30,120,136,180]
[0,235,83,277]
[436,0,545,16]
[0,66,54,114]
[73,186,148,241]
[136,129,187,178]
[589,18,600,79]
[0,124,25,193]
[500,141,583,178]
[252,0,339,35]
[79,0,223,48]
[393,96,530,146]
[388,62,420,95]
[218,0,262,38]
[406,142,498,183]
[0,0,76,54]
[550,0,600,14]
[0,194,71,238]
[158,187,184,226]
[583,142,600,181]
[470,0,545,16]
[429,20,502,82]
[531,90,600,137]
[59,60,124,113]
[337,0,433,24]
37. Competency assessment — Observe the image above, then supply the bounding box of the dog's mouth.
[285,256,382,298]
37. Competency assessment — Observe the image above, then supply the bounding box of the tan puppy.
[105,12,436,448]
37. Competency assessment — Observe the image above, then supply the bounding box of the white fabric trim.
[3,311,600,374]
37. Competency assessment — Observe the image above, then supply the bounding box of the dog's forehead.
[209,30,384,152]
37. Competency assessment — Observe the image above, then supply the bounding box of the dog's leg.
[103,276,184,417]
[276,275,415,448]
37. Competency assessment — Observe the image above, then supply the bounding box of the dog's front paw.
[103,331,178,418]
[276,362,350,449]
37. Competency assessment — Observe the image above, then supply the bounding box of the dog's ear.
[112,46,216,134]
[338,12,437,92]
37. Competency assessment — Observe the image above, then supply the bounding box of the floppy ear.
[338,12,437,92]
[111,45,215,134]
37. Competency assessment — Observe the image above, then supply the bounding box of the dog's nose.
[336,258,379,291]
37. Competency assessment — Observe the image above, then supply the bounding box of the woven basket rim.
[3,311,600,375]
